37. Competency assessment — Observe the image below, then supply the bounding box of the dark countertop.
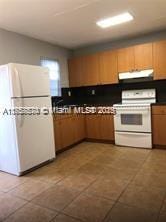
[53,104,115,108]
[53,102,166,107]
[151,102,166,106]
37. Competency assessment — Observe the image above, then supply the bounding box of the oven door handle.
[116,131,151,136]
[114,108,150,112]
[114,107,150,111]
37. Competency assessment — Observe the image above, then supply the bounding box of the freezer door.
[9,63,50,97]
[13,96,55,173]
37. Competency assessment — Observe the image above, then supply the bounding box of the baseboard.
[56,139,86,154]
[153,144,166,149]
[85,138,115,144]
[19,158,55,176]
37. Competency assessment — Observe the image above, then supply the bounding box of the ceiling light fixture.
[96,12,134,28]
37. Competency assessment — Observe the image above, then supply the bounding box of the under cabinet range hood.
[119,69,154,83]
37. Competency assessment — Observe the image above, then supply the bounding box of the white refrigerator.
[0,63,56,176]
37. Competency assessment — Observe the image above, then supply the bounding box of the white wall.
[73,29,166,56]
[0,28,71,88]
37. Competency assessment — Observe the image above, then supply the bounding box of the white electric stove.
[113,89,156,149]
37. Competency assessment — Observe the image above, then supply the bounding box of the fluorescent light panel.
[97,12,133,28]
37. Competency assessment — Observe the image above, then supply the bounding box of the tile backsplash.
[52,80,166,106]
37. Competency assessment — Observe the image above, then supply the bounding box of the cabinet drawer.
[152,106,166,115]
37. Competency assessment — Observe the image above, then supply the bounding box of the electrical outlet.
[92,89,95,95]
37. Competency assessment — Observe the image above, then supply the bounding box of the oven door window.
[121,114,142,125]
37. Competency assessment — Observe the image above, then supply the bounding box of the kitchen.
[0,0,166,222]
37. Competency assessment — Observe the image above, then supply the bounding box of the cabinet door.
[85,115,101,139]
[82,54,100,86]
[100,115,115,141]
[61,117,75,148]
[153,40,166,80]
[152,114,166,146]
[134,43,153,70]
[74,115,85,142]
[68,57,82,87]
[99,50,118,84]
[117,46,135,72]
[53,118,62,151]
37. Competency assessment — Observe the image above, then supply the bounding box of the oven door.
[114,106,151,133]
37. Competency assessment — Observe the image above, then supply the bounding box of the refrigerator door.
[9,63,50,98]
[0,65,19,175]
[13,96,55,174]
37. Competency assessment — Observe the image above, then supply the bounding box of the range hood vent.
[119,69,154,83]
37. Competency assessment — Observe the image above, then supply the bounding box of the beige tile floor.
[0,142,166,222]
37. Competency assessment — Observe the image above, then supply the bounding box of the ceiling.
[0,0,166,49]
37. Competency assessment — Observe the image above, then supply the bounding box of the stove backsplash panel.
[52,80,166,106]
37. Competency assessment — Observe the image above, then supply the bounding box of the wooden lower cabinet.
[53,114,85,152]
[60,117,75,149]
[100,115,114,141]
[85,115,101,139]
[152,106,166,148]
[53,113,115,152]
[74,115,86,142]
[53,118,62,151]
[85,114,114,141]
[152,115,166,147]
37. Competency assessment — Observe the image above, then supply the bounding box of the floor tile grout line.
[90,144,166,221]
[6,181,57,202]
[56,212,85,222]
[102,150,153,222]
[1,142,166,222]
[25,178,95,218]
[57,164,126,222]
[101,176,132,222]
[155,189,166,222]
[1,200,29,222]
[0,178,28,194]
[59,174,102,213]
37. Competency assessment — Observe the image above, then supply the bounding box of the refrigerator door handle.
[14,68,24,98]
[20,108,25,128]
[14,68,24,127]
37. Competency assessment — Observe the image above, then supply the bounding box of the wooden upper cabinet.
[134,43,153,70]
[99,50,118,84]
[117,46,135,73]
[68,57,82,87]
[118,43,153,73]
[153,40,166,80]
[68,40,166,86]
[82,54,100,86]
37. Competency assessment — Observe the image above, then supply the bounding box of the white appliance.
[119,69,153,82]
[0,63,55,176]
[113,89,156,149]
